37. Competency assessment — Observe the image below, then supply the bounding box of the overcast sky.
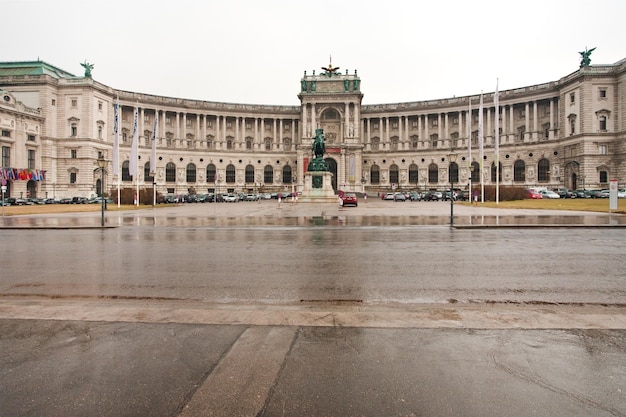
[3,0,624,105]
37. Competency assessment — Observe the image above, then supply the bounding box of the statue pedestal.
[299,171,337,203]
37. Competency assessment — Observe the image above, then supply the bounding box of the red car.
[340,192,358,207]
[527,189,543,199]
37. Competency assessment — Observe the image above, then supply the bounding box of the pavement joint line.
[1,298,624,329]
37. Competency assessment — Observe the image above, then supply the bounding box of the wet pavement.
[1,201,625,416]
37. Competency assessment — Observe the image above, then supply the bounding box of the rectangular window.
[51,99,56,106]
[144,114,151,123]
[98,101,103,111]
[27,134,36,141]
[227,121,233,129]
[392,121,398,129]
[570,93,575,104]
[2,146,10,166]
[1,130,10,138]
[207,120,212,128]
[71,99,78,108]
[598,144,607,155]
[599,116,607,131]
[166,117,172,125]
[246,123,252,130]
[186,119,192,127]
[70,149,77,158]
[599,88,607,99]
[28,150,35,169]
[70,172,77,184]
[431,119,438,127]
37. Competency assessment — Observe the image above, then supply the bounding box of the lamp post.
[448,152,458,226]
[97,156,106,227]
[469,163,475,205]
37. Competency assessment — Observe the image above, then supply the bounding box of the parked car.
[539,190,560,199]
[619,189,626,199]
[409,191,421,201]
[553,188,576,198]
[340,192,358,207]
[424,191,443,201]
[586,189,606,198]
[527,189,543,199]
[223,194,239,202]
[382,192,396,200]
[89,196,114,205]
[245,194,259,201]
[573,190,588,198]
[393,192,406,202]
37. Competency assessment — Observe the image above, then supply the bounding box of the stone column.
[532,100,538,141]
[549,99,555,140]
[525,102,530,141]
[176,112,180,145]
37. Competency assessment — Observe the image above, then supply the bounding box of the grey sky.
[3,0,624,105]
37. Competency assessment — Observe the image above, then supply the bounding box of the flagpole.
[130,105,139,207]
[151,111,158,207]
[495,79,500,204]
[113,97,121,208]
[479,91,484,203]
[467,97,472,204]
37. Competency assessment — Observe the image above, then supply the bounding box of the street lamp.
[469,163,475,205]
[448,152,458,226]
[97,156,106,227]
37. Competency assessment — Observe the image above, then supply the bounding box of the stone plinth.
[299,171,337,203]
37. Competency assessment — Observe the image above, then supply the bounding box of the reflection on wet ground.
[2,214,626,228]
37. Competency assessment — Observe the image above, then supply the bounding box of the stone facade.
[0,59,624,200]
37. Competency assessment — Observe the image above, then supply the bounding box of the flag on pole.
[129,106,139,178]
[112,98,120,177]
[494,80,500,203]
[150,111,158,175]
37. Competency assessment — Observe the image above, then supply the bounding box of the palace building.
[0,58,624,201]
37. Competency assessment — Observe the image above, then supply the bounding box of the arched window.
[186,163,196,183]
[537,158,550,182]
[389,164,399,185]
[428,163,438,184]
[265,138,272,150]
[471,162,480,182]
[490,162,502,182]
[245,165,254,183]
[283,165,292,184]
[144,162,154,183]
[226,139,233,150]
[370,165,380,184]
[206,164,216,183]
[514,160,525,182]
[448,162,459,183]
[122,160,131,181]
[165,162,176,182]
[264,165,273,183]
[225,164,235,183]
[246,139,252,150]
[408,164,419,184]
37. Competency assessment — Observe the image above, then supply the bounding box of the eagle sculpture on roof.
[321,56,340,76]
